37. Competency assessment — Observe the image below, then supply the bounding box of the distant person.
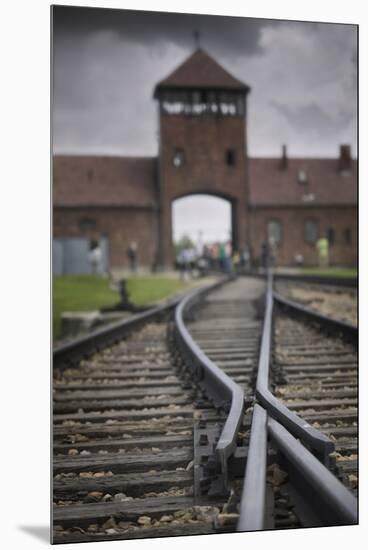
[197,256,208,277]
[261,241,270,270]
[127,241,138,273]
[224,241,233,273]
[294,253,304,266]
[196,234,204,258]
[210,243,219,271]
[202,244,211,267]
[218,243,226,271]
[176,250,184,278]
[241,245,250,271]
[89,242,102,275]
[177,248,191,281]
[232,250,240,273]
[316,236,329,268]
[268,236,277,268]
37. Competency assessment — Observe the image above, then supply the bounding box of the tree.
[174,234,195,256]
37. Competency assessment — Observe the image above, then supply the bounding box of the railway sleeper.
[54,469,193,499]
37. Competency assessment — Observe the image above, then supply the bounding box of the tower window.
[225,148,236,166]
[236,95,245,116]
[192,91,202,104]
[304,220,318,243]
[327,228,335,246]
[79,218,96,231]
[267,220,282,244]
[160,89,244,117]
[297,169,308,185]
[173,148,185,167]
[344,228,352,244]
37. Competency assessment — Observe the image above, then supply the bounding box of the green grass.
[126,276,188,305]
[53,275,188,339]
[300,267,357,278]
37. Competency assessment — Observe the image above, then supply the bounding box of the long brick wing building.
[53,48,357,273]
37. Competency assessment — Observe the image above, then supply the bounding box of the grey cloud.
[52,7,357,157]
[269,101,352,138]
[52,6,272,55]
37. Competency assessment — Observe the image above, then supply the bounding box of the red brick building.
[53,49,357,273]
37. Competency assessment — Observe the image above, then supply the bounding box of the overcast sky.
[52,6,357,157]
[52,6,357,243]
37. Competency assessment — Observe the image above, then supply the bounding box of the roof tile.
[53,156,156,207]
[154,49,250,94]
[248,158,357,207]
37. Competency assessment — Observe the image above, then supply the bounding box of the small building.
[53,49,357,274]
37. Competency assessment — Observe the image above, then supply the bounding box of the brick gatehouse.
[53,49,357,273]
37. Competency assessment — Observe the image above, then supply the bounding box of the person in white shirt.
[89,243,102,274]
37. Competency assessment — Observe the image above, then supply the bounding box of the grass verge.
[53,275,188,339]
[300,267,357,278]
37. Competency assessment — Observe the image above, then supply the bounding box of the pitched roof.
[154,49,250,96]
[248,157,357,207]
[53,156,156,208]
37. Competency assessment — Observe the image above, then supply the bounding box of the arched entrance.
[172,193,236,256]
[157,188,245,268]
[159,191,242,268]
[154,48,250,269]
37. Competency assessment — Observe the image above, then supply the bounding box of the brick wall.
[249,206,357,266]
[53,188,357,270]
[157,113,249,266]
[53,207,158,270]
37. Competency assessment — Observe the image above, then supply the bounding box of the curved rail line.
[174,274,357,530]
[273,291,357,345]
[256,275,334,460]
[273,273,357,289]
[237,272,357,531]
[52,278,235,543]
[52,274,357,542]
[174,282,244,480]
[54,295,184,370]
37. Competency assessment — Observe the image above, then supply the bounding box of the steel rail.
[237,395,357,532]
[237,404,268,532]
[255,272,335,461]
[53,291,189,370]
[274,291,358,346]
[174,278,245,479]
[268,416,358,525]
[236,272,357,531]
[273,273,357,289]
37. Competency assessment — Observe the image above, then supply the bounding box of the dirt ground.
[285,286,357,326]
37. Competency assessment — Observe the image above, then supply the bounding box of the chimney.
[338,144,351,173]
[280,144,288,170]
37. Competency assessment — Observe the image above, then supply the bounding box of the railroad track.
[275,279,357,326]
[273,314,358,494]
[53,320,214,542]
[52,274,358,543]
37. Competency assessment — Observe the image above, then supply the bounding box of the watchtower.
[154,48,251,267]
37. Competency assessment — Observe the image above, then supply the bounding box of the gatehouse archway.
[172,193,238,259]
